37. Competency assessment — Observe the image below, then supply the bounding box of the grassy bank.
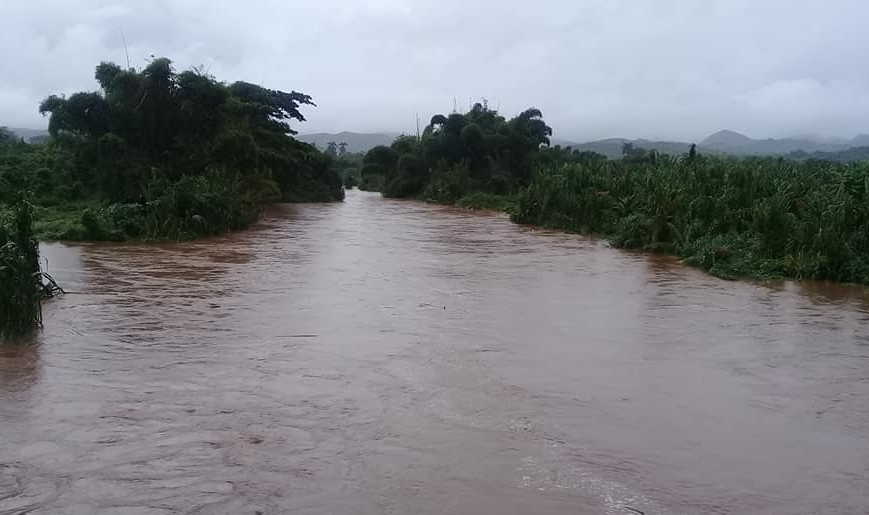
[513,155,869,283]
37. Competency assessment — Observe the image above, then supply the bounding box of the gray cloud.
[2,0,867,141]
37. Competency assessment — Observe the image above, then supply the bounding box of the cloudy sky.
[1,0,867,142]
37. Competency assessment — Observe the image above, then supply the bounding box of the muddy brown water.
[2,190,869,514]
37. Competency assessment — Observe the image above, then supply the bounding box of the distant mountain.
[700,130,753,151]
[296,132,399,153]
[851,134,869,147]
[10,124,869,159]
[554,130,869,159]
[549,137,581,148]
[5,127,49,143]
[554,137,704,159]
[700,129,861,156]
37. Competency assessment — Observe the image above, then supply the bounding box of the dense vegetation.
[360,103,553,203]
[0,201,42,338]
[787,146,869,163]
[321,140,364,190]
[515,154,869,283]
[0,58,342,241]
[342,104,869,285]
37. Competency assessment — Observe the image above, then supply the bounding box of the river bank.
[415,156,869,287]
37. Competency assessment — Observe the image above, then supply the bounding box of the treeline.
[359,103,553,203]
[515,155,869,283]
[1,57,343,241]
[787,146,869,163]
[320,141,364,190]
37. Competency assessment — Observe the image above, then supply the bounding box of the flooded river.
[2,190,869,514]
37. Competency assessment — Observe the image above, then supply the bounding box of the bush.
[423,165,471,204]
[359,174,384,192]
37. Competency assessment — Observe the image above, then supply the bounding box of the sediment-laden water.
[2,190,868,514]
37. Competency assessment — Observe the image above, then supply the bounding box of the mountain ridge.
[8,126,869,158]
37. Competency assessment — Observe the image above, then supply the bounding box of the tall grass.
[1,202,43,338]
[514,155,869,283]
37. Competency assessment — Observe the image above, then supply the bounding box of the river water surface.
[2,190,869,514]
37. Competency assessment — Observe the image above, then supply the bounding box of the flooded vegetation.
[3,6,869,513]
[0,202,43,338]
[515,153,869,283]
[2,191,868,513]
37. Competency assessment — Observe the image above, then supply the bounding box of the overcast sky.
[2,0,867,142]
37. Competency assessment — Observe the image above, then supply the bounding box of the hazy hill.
[700,129,753,152]
[558,130,869,159]
[700,129,864,155]
[851,134,869,147]
[9,125,869,158]
[5,127,49,143]
[554,137,705,159]
[296,131,399,153]
[549,137,581,148]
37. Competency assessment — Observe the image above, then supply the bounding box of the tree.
[362,145,399,178]
[362,104,553,198]
[37,57,342,204]
[622,142,635,157]
[326,141,338,157]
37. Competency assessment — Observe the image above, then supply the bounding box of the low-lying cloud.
[2,0,867,142]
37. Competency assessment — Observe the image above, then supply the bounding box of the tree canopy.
[362,102,553,199]
[38,58,342,203]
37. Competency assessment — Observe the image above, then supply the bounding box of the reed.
[514,155,869,283]
[1,201,43,338]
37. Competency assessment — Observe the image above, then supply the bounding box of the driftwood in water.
[39,271,65,298]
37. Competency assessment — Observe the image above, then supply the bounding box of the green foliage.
[1,202,42,338]
[514,155,869,283]
[422,164,471,204]
[36,57,341,205]
[1,133,80,203]
[4,57,343,243]
[359,173,385,192]
[455,192,518,212]
[64,173,270,240]
[363,103,553,201]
